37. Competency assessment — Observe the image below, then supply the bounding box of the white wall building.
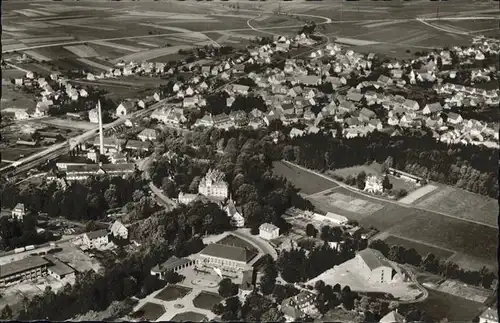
[198,169,229,200]
[355,248,395,283]
[11,203,26,221]
[364,175,383,194]
[82,230,109,249]
[259,223,280,240]
[110,220,128,239]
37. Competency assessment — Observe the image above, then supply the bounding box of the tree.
[0,305,12,320]
[382,175,392,191]
[305,223,317,237]
[218,278,238,298]
[314,280,325,291]
[356,171,367,190]
[261,307,284,322]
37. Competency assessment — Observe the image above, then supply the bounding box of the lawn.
[154,285,192,302]
[272,161,339,195]
[170,311,208,322]
[193,291,223,310]
[413,186,498,227]
[401,288,486,322]
[383,235,455,260]
[133,302,165,321]
[330,162,383,178]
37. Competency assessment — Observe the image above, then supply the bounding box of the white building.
[364,175,383,194]
[225,198,245,228]
[380,310,405,323]
[116,101,136,117]
[177,192,199,205]
[198,169,229,200]
[355,248,395,283]
[137,128,157,142]
[110,220,128,239]
[82,230,109,249]
[259,223,280,240]
[88,108,99,124]
[479,307,498,323]
[11,203,26,221]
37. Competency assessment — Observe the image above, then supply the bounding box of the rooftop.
[357,248,393,271]
[151,256,192,274]
[199,243,255,263]
[85,229,108,240]
[0,256,49,278]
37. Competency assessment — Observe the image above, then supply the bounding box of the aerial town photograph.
[0,0,498,322]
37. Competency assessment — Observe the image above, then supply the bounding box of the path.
[282,160,498,229]
[232,228,278,260]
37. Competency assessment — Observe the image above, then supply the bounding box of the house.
[116,101,136,117]
[88,108,99,124]
[281,291,317,321]
[322,212,348,226]
[12,203,26,221]
[479,307,498,323]
[225,198,245,228]
[259,223,279,240]
[356,248,396,283]
[402,99,419,111]
[447,112,463,125]
[82,230,109,249]
[380,310,405,323]
[422,102,443,115]
[34,102,49,118]
[15,109,30,121]
[198,169,229,200]
[289,128,304,138]
[347,91,363,103]
[232,84,250,95]
[110,220,128,239]
[364,175,383,194]
[359,107,376,120]
[137,128,157,142]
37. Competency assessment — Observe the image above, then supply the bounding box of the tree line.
[369,239,496,289]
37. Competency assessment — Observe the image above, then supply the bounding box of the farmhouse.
[281,291,317,320]
[82,230,109,249]
[12,203,26,221]
[137,128,157,142]
[150,256,195,279]
[355,248,396,283]
[259,223,280,240]
[116,101,137,117]
[0,256,49,287]
[110,220,128,239]
[193,243,255,275]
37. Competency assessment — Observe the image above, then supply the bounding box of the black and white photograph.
[0,0,498,321]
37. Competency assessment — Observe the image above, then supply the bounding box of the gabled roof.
[0,256,49,278]
[13,203,25,213]
[357,248,393,270]
[85,229,108,240]
[259,222,279,232]
[199,243,254,263]
[380,310,405,323]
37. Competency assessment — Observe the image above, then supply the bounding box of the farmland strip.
[77,58,110,71]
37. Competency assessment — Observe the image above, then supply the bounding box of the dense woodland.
[0,215,58,250]
[1,173,149,221]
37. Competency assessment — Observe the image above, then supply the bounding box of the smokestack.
[97,100,104,155]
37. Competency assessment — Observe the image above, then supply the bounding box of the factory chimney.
[97,100,104,155]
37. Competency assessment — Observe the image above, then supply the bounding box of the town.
[0,0,498,322]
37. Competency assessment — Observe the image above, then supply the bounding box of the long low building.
[48,163,136,181]
[0,256,50,287]
[151,256,195,280]
[193,243,255,278]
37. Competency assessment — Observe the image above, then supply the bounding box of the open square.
[154,285,192,302]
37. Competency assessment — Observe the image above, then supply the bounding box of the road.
[232,228,278,260]
[282,160,498,229]
[149,182,178,208]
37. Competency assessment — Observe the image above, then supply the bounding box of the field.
[134,302,166,321]
[192,291,223,310]
[1,146,47,162]
[0,84,36,111]
[288,163,498,271]
[411,186,498,227]
[383,235,454,260]
[170,311,208,322]
[154,285,192,302]
[272,161,339,195]
[401,288,486,322]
